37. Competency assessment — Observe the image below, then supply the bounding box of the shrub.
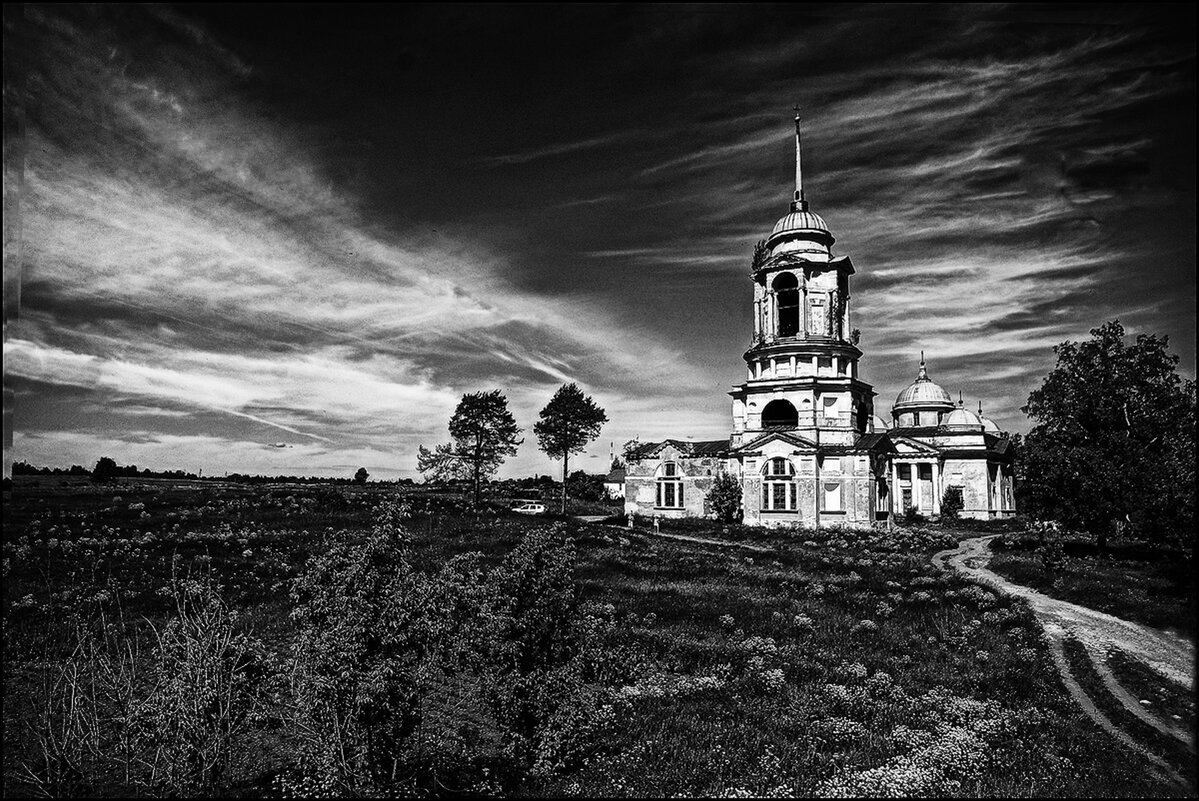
[135,577,272,797]
[940,486,964,520]
[285,499,485,795]
[707,471,743,523]
[903,505,925,525]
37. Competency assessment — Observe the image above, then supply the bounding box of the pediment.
[890,436,940,455]
[733,430,818,454]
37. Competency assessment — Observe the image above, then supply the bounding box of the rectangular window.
[657,481,683,508]
[763,481,796,511]
[823,481,843,512]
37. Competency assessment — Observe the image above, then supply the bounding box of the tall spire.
[792,104,807,211]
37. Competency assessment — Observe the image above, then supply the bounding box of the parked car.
[512,502,546,515]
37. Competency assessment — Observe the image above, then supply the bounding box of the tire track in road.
[934,535,1195,787]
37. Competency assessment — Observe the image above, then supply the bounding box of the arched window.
[761,457,797,511]
[762,399,798,429]
[773,272,800,337]
[656,462,683,508]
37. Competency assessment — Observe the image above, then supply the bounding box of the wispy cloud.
[8,5,1193,477]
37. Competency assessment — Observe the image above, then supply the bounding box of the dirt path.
[934,535,1195,784]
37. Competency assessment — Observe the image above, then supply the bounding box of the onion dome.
[892,357,954,414]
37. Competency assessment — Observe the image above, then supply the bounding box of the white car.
[512,502,547,515]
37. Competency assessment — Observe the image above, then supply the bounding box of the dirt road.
[934,534,1194,785]
[933,535,1193,690]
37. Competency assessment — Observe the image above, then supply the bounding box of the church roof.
[624,438,729,460]
[893,357,954,411]
[770,209,829,238]
[944,406,982,427]
[604,467,626,483]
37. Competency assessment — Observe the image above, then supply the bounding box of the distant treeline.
[10,461,609,493]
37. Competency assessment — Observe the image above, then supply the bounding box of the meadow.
[2,477,1190,797]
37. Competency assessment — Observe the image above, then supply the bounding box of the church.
[623,113,1017,526]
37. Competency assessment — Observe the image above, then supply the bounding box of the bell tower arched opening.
[762,399,798,429]
[773,272,800,337]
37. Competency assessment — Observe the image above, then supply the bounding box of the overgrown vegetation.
[3,478,1188,797]
[1019,321,1196,550]
[989,531,1195,637]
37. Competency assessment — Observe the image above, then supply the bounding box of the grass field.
[987,534,1196,638]
[2,477,1189,797]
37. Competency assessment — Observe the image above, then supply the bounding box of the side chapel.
[623,112,1016,526]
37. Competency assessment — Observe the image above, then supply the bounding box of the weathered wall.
[624,444,721,518]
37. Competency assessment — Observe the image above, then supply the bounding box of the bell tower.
[730,109,876,448]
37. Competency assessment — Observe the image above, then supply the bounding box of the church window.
[761,457,796,511]
[656,462,684,508]
[773,273,800,337]
[822,395,840,418]
[762,399,798,429]
[822,481,843,512]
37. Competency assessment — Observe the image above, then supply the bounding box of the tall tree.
[354,467,369,484]
[418,390,523,508]
[534,384,608,515]
[1020,321,1196,549]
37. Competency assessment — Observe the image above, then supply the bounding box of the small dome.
[893,360,954,412]
[945,407,982,428]
[870,414,889,432]
[771,209,829,237]
[975,403,1001,434]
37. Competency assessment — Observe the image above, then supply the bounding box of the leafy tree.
[354,467,369,484]
[940,486,964,520]
[417,390,523,508]
[534,384,608,515]
[1020,321,1196,549]
[566,470,606,503]
[707,471,743,523]
[90,456,119,483]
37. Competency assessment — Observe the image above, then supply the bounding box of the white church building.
[623,113,1016,526]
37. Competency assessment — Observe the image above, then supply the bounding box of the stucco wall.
[624,445,721,518]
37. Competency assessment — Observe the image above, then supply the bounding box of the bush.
[940,487,964,520]
[136,577,272,797]
[903,505,926,525]
[707,472,743,523]
[286,499,486,795]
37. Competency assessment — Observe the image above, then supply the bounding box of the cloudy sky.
[5,4,1195,479]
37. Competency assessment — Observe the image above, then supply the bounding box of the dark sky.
[6,3,1195,478]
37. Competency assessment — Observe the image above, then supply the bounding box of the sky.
[4,3,1195,479]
